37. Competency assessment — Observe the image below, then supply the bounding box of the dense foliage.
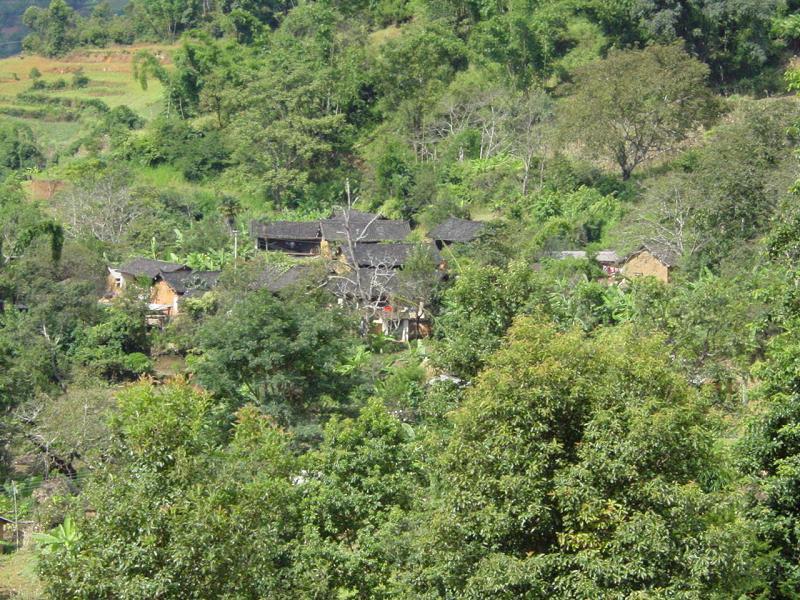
[2,0,800,598]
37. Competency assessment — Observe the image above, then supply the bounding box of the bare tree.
[637,173,707,260]
[425,77,511,162]
[504,89,554,196]
[11,401,78,478]
[7,384,114,479]
[52,174,147,244]
[326,181,400,335]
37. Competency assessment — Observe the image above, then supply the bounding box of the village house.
[546,249,621,279]
[0,515,12,541]
[0,514,35,546]
[320,210,410,242]
[250,210,411,259]
[344,242,442,270]
[106,258,189,297]
[328,208,382,222]
[104,258,219,325]
[252,263,315,293]
[151,270,221,317]
[595,250,620,276]
[327,266,432,342]
[621,245,678,283]
[429,216,486,249]
[249,220,322,257]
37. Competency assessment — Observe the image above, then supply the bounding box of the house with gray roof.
[106,258,189,298]
[344,243,441,270]
[116,258,188,279]
[319,219,411,243]
[249,220,322,256]
[595,250,621,276]
[429,217,486,249]
[621,244,679,283]
[151,270,221,316]
[328,208,382,224]
[252,264,316,294]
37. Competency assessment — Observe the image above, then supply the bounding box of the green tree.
[432,260,543,378]
[690,99,798,264]
[38,383,302,599]
[562,43,718,180]
[227,5,362,207]
[130,0,202,41]
[406,319,757,597]
[71,294,152,381]
[22,0,77,57]
[740,326,800,598]
[0,122,43,178]
[296,399,423,597]
[193,289,358,427]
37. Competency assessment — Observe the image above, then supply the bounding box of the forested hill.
[0,0,127,58]
[5,1,800,598]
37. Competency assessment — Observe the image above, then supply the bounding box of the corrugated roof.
[320,219,411,242]
[429,217,485,242]
[117,258,187,279]
[249,220,321,240]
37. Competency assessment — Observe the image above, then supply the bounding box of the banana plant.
[34,515,80,555]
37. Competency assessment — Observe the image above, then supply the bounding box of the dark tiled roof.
[249,220,321,240]
[550,250,587,260]
[347,243,413,268]
[320,219,411,242]
[159,270,221,295]
[328,208,382,223]
[629,244,679,267]
[117,258,187,279]
[429,217,485,243]
[595,250,620,264]
[253,264,314,293]
[327,267,398,298]
[345,243,441,268]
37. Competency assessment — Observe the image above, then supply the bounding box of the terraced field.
[0,45,171,158]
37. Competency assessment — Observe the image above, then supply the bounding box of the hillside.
[0,45,168,161]
[0,0,127,59]
[3,1,800,598]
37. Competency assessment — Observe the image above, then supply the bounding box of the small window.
[257,238,267,250]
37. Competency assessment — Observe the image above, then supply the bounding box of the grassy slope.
[0,547,42,599]
[0,45,172,158]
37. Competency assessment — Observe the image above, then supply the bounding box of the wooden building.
[249,221,322,257]
[319,217,411,245]
[429,216,485,249]
[344,242,441,270]
[621,245,677,283]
